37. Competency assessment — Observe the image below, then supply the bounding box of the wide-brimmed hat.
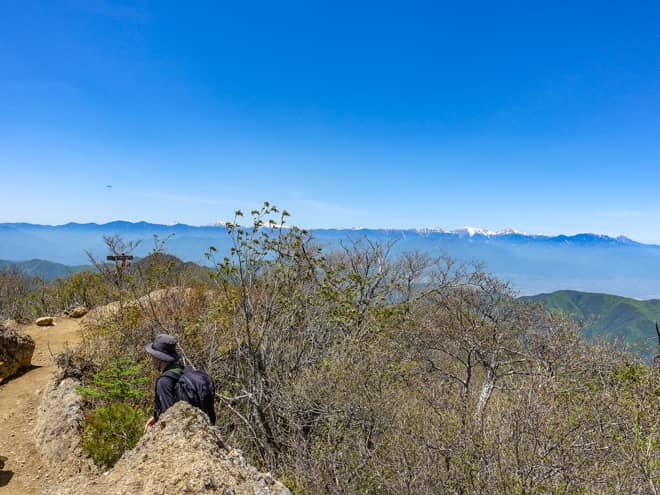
[145,334,180,362]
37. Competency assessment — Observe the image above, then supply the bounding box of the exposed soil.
[49,401,291,495]
[0,317,82,495]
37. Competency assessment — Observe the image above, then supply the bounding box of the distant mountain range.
[0,258,89,279]
[525,290,660,361]
[2,221,660,298]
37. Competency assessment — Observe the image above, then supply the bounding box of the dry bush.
[62,205,658,495]
[0,268,40,321]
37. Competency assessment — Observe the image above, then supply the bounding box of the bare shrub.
[62,204,658,494]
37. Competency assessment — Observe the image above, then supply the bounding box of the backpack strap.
[161,365,183,381]
[176,368,202,398]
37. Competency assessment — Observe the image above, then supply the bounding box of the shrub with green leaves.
[79,358,149,468]
[82,402,146,468]
[78,357,148,405]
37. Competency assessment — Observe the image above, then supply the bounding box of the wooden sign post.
[106,254,134,264]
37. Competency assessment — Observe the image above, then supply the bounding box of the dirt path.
[0,317,82,495]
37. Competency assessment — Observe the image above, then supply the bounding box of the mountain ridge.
[0,259,90,280]
[1,254,657,360]
[0,221,647,245]
[2,222,660,298]
[524,289,660,360]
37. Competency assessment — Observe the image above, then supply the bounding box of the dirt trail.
[0,317,82,495]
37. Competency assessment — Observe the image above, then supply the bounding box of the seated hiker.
[144,334,216,431]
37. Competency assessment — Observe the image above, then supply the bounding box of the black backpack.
[166,367,216,425]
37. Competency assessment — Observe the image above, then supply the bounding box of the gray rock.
[33,378,85,464]
[49,402,291,495]
[0,321,35,381]
[69,306,88,318]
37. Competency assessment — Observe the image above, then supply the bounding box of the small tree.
[86,235,140,317]
[0,268,38,321]
[79,358,148,468]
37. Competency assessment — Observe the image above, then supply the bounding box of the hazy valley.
[3,221,660,298]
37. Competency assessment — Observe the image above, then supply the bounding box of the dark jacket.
[153,362,182,421]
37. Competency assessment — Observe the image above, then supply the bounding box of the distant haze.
[2,221,660,299]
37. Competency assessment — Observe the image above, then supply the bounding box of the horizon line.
[0,220,648,245]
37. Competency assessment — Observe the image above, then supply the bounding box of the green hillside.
[524,290,660,359]
[0,254,209,283]
[128,252,211,284]
[0,259,91,280]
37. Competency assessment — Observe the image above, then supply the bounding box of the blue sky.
[1,1,659,241]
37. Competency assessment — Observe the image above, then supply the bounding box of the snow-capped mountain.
[449,227,528,237]
[0,221,658,298]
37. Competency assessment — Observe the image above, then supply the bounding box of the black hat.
[145,334,180,362]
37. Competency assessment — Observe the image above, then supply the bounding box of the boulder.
[0,321,35,381]
[83,287,204,323]
[69,306,88,318]
[32,378,97,485]
[33,378,89,465]
[49,402,291,495]
[36,316,55,326]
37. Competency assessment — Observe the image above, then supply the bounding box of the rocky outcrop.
[50,401,291,495]
[0,320,35,381]
[83,287,202,323]
[36,316,55,326]
[33,378,93,469]
[69,306,88,318]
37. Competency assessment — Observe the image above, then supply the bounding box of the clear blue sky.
[1,1,659,241]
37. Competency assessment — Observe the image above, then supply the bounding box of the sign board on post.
[106,255,134,262]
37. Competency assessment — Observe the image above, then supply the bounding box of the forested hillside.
[0,259,89,280]
[3,221,660,298]
[526,290,660,359]
[2,205,658,494]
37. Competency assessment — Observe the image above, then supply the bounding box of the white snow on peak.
[337,226,535,236]
[451,227,529,237]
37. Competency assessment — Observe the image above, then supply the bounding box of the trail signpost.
[106,254,134,263]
